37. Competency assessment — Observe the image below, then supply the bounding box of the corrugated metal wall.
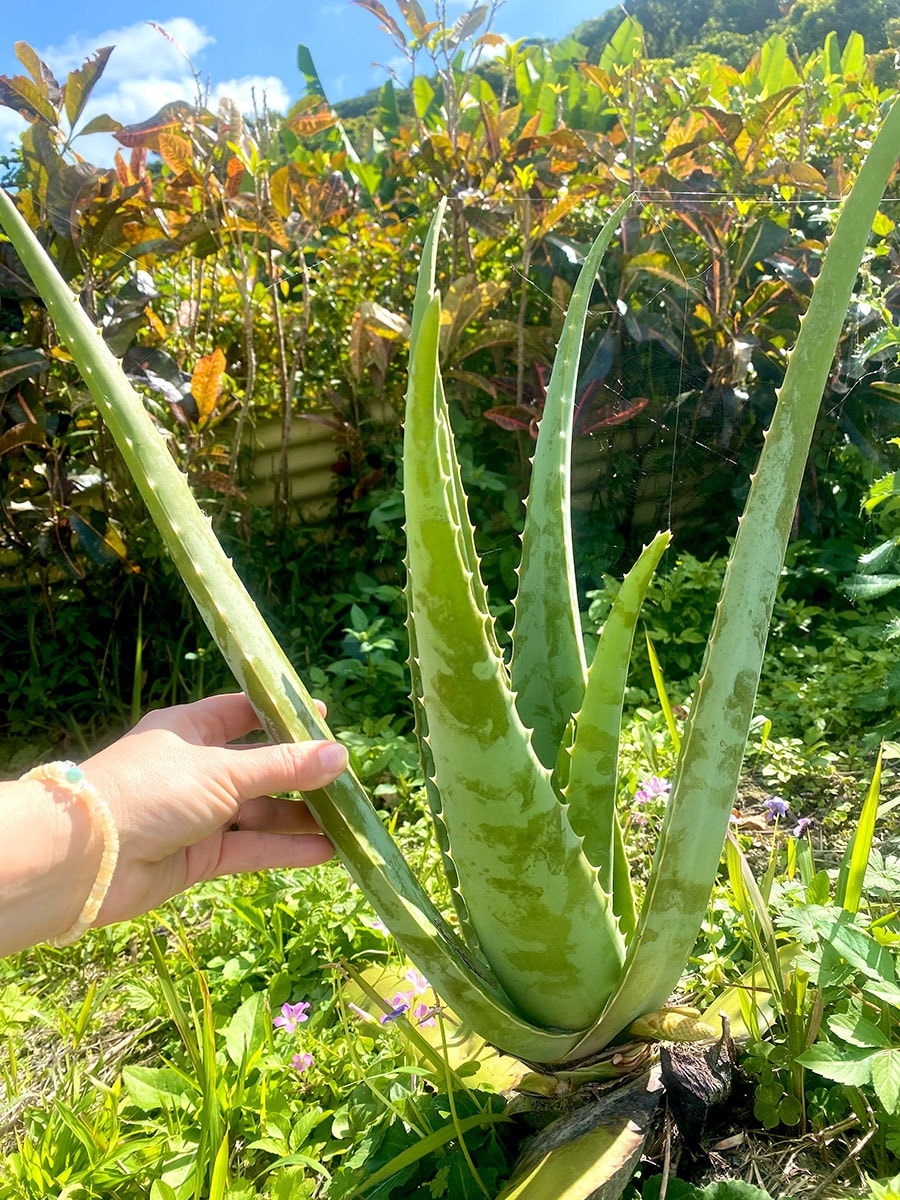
[248,399,397,518]
[249,409,603,521]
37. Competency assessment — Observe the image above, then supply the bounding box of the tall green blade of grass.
[836,744,884,915]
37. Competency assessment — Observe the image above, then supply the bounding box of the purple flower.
[792,816,812,837]
[381,1002,409,1024]
[292,1052,314,1074]
[378,971,436,1025]
[273,1001,311,1033]
[634,777,671,806]
[764,797,790,822]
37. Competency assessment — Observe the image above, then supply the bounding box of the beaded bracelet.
[20,761,120,946]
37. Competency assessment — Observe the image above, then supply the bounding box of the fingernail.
[316,741,348,774]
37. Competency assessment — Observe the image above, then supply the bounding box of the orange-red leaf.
[352,0,406,45]
[225,156,245,198]
[114,101,194,150]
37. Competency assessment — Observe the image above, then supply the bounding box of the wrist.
[0,768,106,955]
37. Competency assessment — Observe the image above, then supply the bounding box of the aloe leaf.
[571,93,900,1058]
[566,531,670,909]
[510,198,631,767]
[412,201,505,663]
[405,283,625,1032]
[407,616,483,955]
[0,186,583,1065]
[495,1067,663,1200]
[406,201,492,954]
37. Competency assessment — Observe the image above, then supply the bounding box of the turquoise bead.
[66,766,84,785]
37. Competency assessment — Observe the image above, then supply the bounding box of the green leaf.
[356,1111,509,1194]
[841,31,866,77]
[566,531,669,909]
[828,1011,891,1049]
[377,78,400,140]
[296,43,330,99]
[701,1183,776,1200]
[77,112,122,136]
[210,1132,230,1200]
[872,1050,900,1114]
[412,76,436,122]
[598,16,644,72]
[796,1042,874,1086]
[645,630,681,754]
[150,1182,179,1200]
[0,347,48,396]
[222,991,267,1067]
[64,47,114,129]
[122,1066,194,1112]
[752,34,800,98]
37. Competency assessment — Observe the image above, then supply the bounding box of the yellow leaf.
[190,347,226,423]
[874,210,895,237]
[158,131,194,175]
[145,307,167,340]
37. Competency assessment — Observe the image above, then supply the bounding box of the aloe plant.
[2,96,898,1067]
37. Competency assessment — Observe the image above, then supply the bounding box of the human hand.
[80,693,347,929]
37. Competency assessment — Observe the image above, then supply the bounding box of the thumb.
[223,739,349,802]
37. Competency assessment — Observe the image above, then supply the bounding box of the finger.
[220,738,348,804]
[211,831,335,878]
[137,693,262,745]
[233,795,323,835]
[181,694,329,745]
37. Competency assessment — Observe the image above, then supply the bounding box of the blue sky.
[0,0,616,161]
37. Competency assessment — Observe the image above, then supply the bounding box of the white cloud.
[36,18,214,84]
[0,108,26,153]
[211,76,291,117]
[0,18,293,164]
